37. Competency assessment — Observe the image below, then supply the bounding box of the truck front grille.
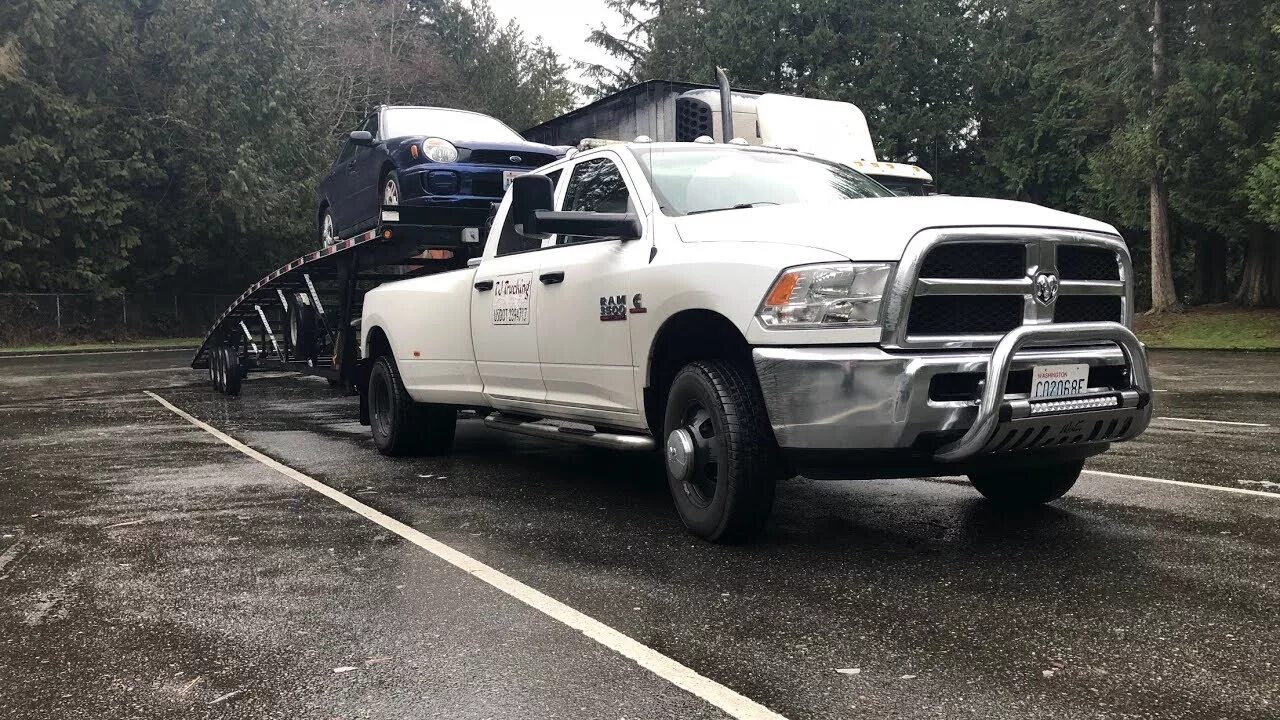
[1055,295,1122,324]
[891,231,1131,347]
[1058,245,1120,280]
[908,295,1022,335]
[917,242,1024,279]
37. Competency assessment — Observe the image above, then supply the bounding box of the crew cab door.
[536,155,647,417]
[470,193,548,408]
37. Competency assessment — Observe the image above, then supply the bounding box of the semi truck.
[523,78,935,196]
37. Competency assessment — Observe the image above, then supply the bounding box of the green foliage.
[0,0,574,295]
[590,0,1280,306]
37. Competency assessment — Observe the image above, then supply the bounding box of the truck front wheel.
[368,355,455,457]
[662,360,780,543]
[967,461,1085,507]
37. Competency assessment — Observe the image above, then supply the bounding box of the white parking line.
[1085,469,1280,498]
[1157,416,1270,428]
[143,391,787,720]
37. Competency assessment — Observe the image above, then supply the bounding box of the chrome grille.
[882,228,1133,350]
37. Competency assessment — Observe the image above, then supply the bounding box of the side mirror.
[510,174,554,237]
[531,210,643,241]
[349,130,374,146]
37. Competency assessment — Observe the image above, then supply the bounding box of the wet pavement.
[1,349,1277,719]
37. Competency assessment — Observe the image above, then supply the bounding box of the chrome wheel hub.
[666,428,696,483]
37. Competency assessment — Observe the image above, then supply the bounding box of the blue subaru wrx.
[316,106,565,246]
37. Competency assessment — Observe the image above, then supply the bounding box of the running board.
[483,413,655,451]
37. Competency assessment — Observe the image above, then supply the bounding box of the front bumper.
[753,322,1152,464]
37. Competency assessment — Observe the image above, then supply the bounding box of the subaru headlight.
[422,137,458,163]
[757,262,894,328]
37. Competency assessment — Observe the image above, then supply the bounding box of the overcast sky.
[485,0,632,91]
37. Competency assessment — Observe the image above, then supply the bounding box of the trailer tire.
[211,347,226,392]
[221,347,243,396]
[289,300,318,362]
[662,359,780,543]
[968,461,1085,507]
[368,355,428,456]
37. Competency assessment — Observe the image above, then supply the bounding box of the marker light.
[758,263,894,328]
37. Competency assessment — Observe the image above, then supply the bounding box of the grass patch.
[0,337,202,354]
[1135,305,1280,350]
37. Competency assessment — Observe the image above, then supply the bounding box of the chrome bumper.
[752,322,1152,463]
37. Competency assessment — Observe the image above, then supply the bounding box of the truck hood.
[669,196,1120,261]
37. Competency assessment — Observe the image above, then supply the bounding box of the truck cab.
[360,141,1151,542]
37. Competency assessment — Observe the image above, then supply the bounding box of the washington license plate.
[1031,364,1090,400]
[502,170,520,190]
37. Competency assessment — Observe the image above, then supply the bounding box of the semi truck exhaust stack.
[716,67,734,142]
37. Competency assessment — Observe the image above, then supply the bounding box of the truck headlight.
[422,137,458,163]
[757,262,894,328]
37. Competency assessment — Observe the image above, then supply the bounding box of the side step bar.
[483,412,655,451]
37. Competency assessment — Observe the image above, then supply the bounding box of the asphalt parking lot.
[1,349,1277,719]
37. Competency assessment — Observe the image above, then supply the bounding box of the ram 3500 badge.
[359,142,1151,543]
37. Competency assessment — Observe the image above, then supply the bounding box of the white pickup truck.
[359,142,1152,542]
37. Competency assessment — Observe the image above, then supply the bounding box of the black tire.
[662,359,781,543]
[289,299,318,362]
[208,347,217,388]
[221,347,243,397]
[367,355,456,456]
[968,461,1085,507]
[212,346,226,392]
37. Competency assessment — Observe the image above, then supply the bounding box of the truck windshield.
[382,108,525,142]
[633,146,892,215]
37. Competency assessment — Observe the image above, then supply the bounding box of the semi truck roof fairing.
[755,94,878,166]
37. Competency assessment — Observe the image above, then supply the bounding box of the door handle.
[474,280,494,292]
[539,271,565,285]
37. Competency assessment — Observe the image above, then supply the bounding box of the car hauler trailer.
[191,205,480,397]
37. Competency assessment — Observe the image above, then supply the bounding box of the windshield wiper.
[686,201,780,216]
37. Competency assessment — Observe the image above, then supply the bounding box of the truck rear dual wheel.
[662,359,781,543]
[968,461,1084,507]
[368,355,456,457]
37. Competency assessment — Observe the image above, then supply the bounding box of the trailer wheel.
[221,347,243,397]
[211,347,225,392]
[289,300,318,362]
[968,461,1085,507]
[662,359,781,543]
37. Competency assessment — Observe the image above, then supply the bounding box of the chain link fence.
[0,292,238,347]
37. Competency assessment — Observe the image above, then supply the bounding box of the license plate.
[461,227,480,244]
[502,170,521,190]
[1031,364,1090,400]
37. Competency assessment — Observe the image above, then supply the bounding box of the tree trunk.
[1193,235,1227,304]
[1148,0,1181,312]
[1235,225,1279,306]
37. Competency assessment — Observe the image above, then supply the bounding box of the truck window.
[557,158,632,245]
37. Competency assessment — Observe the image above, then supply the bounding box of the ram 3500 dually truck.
[359,142,1152,542]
